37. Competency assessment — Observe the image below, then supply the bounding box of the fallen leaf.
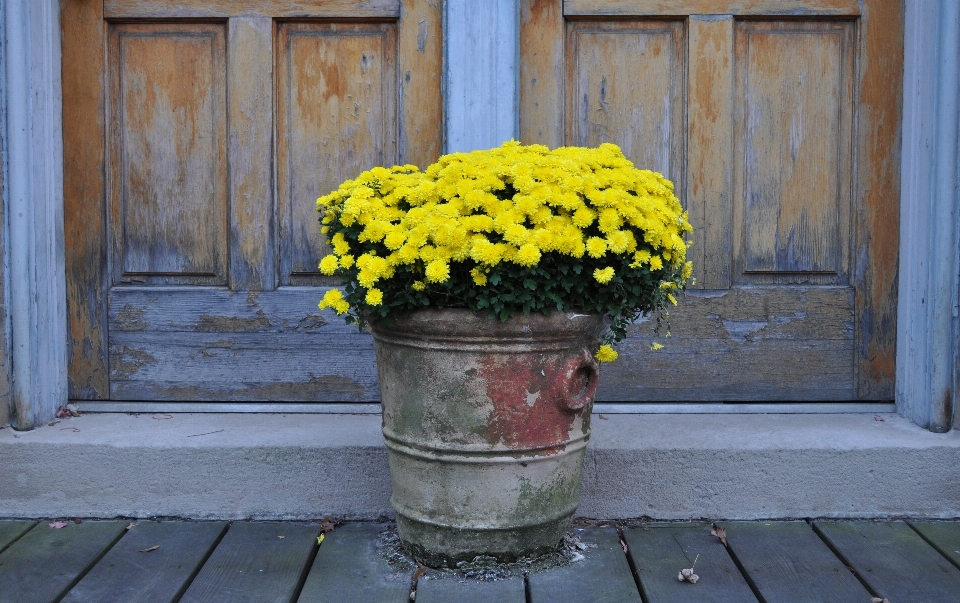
[126,521,137,531]
[619,535,628,553]
[871,598,890,603]
[874,416,885,422]
[316,533,325,546]
[73,519,83,525]
[48,521,68,529]
[711,526,728,546]
[278,535,285,539]
[47,421,60,427]
[321,515,337,533]
[412,563,427,582]
[139,545,160,553]
[598,414,608,420]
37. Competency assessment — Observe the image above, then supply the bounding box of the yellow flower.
[681,261,693,279]
[667,293,677,306]
[585,237,607,258]
[412,281,426,291]
[470,267,488,286]
[318,289,350,315]
[425,259,450,283]
[318,255,338,275]
[365,288,384,306]
[595,345,618,363]
[514,244,541,267]
[650,342,664,351]
[593,267,615,284]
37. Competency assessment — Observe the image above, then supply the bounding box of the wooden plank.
[109,288,359,334]
[109,331,378,401]
[105,0,400,18]
[276,22,397,286]
[623,524,757,603]
[520,0,565,148]
[0,521,127,603]
[0,114,8,422]
[565,20,685,188]
[733,21,854,284]
[815,521,960,602]
[910,521,960,569]
[527,526,641,603]
[853,0,902,399]
[687,16,734,290]
[720,521,869,602]
[564,0,861,16]
[107,22,228,287]
[62,521,227,603]
[62,0,109,399]
[397,0,443,167]
[228,18,275,291]
[179,522,317,603]
[0,521,36,552]
[297,523,410,603]
[417,577,525,603]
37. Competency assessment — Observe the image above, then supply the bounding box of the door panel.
[520,0,901,401]
[108,23,228,287]
[63,0,441,402]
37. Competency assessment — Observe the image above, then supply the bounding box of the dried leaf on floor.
[412,562,427,581]
[678,553,700,584]
[48,521,68,529]
[618,534,628,553]
[316,533,325,546]
[126,521,137,531]
[871,598,890,603]
[321,515,337,533]
[711,526,728,546]
[139,545,160,553]
[73,519,82,524]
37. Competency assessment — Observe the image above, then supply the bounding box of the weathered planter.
[369,309,605,566]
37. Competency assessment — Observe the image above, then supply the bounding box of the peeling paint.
[194,309,271,332]
[115,305,146,331]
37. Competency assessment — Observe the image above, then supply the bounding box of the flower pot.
[369,309,605,566]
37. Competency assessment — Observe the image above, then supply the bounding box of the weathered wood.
[815,521,960,602]
[519,0,564,148]
[0,521,36,552]
[565,0,861,16]
[397,0,443,166]
[909,522,960,569]
[417,577,525,603]
[62,0,109,400]
[0,98,8,422]
[108,22,228,287]
[566,20,685,190]
[109,331,378,401]
[527,527,641,603]
[229,18,275,291]
[277,22,398,286]
[0,521,127,603]
[297,523,410,603]
[733,21,854,282]
[853,0,902,399]
[623,524,757,603]
[179,522,316,603]
[62,521,227,603]
[109,288,358,334]
[687,16,734,290]
[720,521,870,602]
[105,0,401,18]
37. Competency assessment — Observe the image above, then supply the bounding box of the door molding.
[2,0,67,430]
[896,0,960,432]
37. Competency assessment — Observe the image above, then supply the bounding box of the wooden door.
[63,0,442,402]
[520,0,902,400]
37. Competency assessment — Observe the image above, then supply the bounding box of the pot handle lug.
[558,350,600,412]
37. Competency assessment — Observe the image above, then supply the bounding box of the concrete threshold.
[2,412,958,521]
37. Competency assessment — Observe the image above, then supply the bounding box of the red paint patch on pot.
[479,351,598,453]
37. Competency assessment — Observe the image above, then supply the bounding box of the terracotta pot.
[368,309,605,566]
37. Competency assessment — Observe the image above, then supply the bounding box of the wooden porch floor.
[1,519,960,602]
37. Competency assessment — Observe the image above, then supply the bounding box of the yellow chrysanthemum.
[650,342,664,351]
[365,288,384,306]
[585,237,607,259]
[318,255,338,275]
[412,281,426,291]
[514,244,541,267]
[595,345,618,363]
[470,267,488,286]
[318,289,351,315]
[425,259,450,283]
[593,267,615,284]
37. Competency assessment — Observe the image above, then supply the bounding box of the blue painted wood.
[61,521,227,603]
[910,521,960,569]
[417,576,525,603]
[444,0,518,153]
[527,527,641,603]
[816,521,960,602]
[297,523,410,603]
[0,521,35,552]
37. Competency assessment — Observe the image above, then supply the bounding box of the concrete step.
[2,412,958,520]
